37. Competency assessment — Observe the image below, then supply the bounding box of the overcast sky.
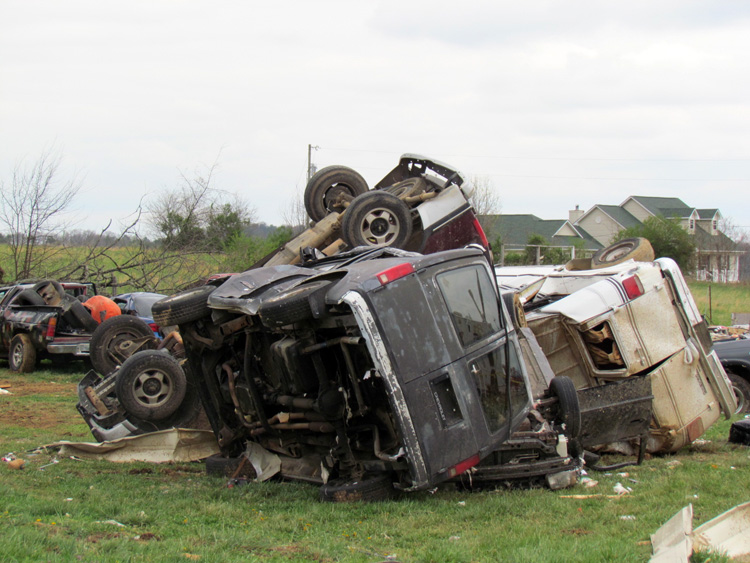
[2,1,750,237]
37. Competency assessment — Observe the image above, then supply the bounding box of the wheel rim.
[324,184,356,213]
[107,330,147,365]
[11,342,23,368]
[130,368,175,407]
[601,242,635,262]
[733,384,746,414]
[359,207,401,245]
[385,178,425,199]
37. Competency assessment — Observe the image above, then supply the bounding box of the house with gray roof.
[481,195,741,281]
[587,196,739,282]
[479,213,603,264]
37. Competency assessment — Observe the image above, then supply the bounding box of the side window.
[470,341,528,433]
[437,265,501,347]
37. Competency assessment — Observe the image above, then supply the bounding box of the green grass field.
[0,365,746,562]
[688,281,750,326]
[1,251,749,561]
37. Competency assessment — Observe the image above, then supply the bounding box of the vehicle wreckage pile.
[72,154,738,502]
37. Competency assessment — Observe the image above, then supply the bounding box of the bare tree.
[468,175,502,235]
[0,151,258,292]
[719,216,749,245]
[0,149,81,280]
[280,187,309,236]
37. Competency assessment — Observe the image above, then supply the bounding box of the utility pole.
[307,144,319,182]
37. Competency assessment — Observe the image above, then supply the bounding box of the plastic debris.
[7,459,26,470]
[95,520,126,527]
[651,502,750,561]
[39,459,59,470]
[620,515,636,521]
[580,477,599,488]
[613,482,632,495]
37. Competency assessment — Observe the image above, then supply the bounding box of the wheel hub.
[133,369,172,406]
[361,208,399,245]
[142,377,163,396]
[324,184,354,212]
[370,217,390,236]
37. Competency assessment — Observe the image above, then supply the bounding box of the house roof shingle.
[595,205,642,228]
[480,214,602,250]
[626,196,691,216]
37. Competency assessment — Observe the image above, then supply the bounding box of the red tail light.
[376,263,415,286]
[148,322,159,333]
[46,316,57,339]
[622,275,644,300]
[472,217,489,248]
[447,453,481,478]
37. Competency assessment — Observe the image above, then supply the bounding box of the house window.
[689,219,695,231]
[712,220,718,231]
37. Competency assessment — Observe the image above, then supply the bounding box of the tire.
[304,165,369,223]
[319,473,396,503]
[384,177,426,200]
[90,315,156,375]
[728,371,750,414]
[501,292,527,331]
[591,237,654,269]
[340,191,413,249]
[125,366,204,435]
[115,350,187,421]
[548,376,581,439]
[259,280,331,328]
[152,285,216,326]
[11,289,45,306]
[32,280,66,306]
[9,333,36,373]
[63,300,99,332]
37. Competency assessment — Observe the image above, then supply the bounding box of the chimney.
[569,204,584,224]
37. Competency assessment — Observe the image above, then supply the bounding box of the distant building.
[481,195,741,281]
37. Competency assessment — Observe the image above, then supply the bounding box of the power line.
[317,146,750,163]
[481,174,750,182]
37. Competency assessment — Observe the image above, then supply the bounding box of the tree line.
[0,150,299,291]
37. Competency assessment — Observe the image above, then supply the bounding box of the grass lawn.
[1,364,748,562]
[688,281,750,327]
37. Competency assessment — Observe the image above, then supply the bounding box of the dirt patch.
[563,528,593,536]
[86,532,124,543]
[0,379,77,429]
[0,380,74,396]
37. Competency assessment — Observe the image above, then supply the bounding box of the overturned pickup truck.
[495,239,736,455]
[151,247,578,499]
[1,280,99,371]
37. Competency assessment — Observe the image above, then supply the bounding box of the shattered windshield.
[437,265,501,347]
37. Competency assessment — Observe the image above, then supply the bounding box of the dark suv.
[153,247,554,499]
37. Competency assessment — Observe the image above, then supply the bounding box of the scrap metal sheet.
[52,428,219,463]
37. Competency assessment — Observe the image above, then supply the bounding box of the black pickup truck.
[0,280,99,372]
